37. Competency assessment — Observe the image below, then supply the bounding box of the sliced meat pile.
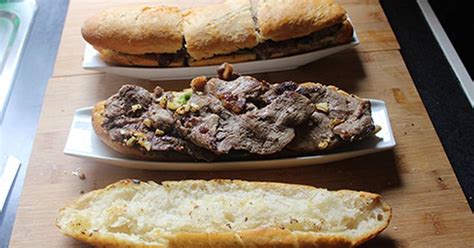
[176,76,314,155]
[102,85,216,161]
[290,82,377,152]
[99,63,378,161]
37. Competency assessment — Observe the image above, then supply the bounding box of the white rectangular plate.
[82,32,359,81]
[64,100,396,171]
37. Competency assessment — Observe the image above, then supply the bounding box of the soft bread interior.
[57,180,391,247]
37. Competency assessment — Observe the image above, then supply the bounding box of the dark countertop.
[380,0,473,210]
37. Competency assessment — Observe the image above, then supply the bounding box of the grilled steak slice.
[203,76,270,113]
[175,94,224,152]
[103,85,153,130]
[101,85,216,161]
[176,77,314,155]
[222,91,313,154]
[289,83,377,152]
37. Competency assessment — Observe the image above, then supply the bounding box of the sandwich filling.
[186,22,351,64]
[255,23,348,59]
[98,64,377,161]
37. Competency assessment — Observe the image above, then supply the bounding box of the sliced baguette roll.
[57,179,391,247]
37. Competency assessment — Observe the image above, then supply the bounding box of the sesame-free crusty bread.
[96,48,186,67]
[57,179,391,247]
[188,52,257,67]
[82,5,183,55]
[82,1,352,67]
[256,0,347,41]
[182,0,259,60]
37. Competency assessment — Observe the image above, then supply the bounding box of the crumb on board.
[72,168,86,180]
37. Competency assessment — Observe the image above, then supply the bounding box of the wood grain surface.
[9,0,474,247]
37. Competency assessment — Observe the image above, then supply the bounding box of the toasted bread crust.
[83,1,351,66]
[335,20,354,44]
[256,0,347,41]
[96,48,185,67]
[57,179,392,248]
[82,5,182,54]
[188,52,257,67]
[92,101,194,162]
[182,0,258,60]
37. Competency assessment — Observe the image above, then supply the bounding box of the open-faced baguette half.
[92,64,378,161]
[57,179,391,247]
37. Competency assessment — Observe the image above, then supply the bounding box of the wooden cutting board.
[9,0,474,247]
